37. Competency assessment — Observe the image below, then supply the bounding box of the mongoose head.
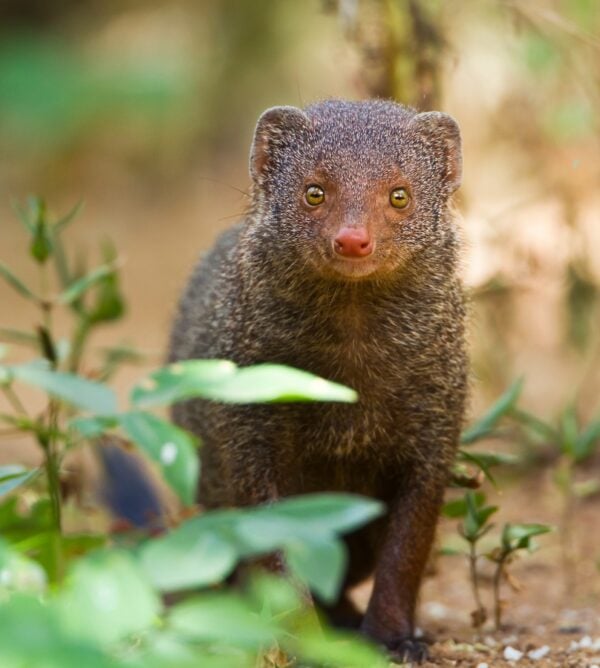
[249,99,461,281]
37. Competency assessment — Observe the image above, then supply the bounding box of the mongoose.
[169,99,467,663]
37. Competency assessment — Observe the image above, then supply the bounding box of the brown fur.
[169,99,468,663]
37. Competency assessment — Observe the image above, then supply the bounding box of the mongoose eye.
[390,187,410,209]
[305,185,325,206]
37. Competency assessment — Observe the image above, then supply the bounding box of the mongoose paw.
[387,637,429,664]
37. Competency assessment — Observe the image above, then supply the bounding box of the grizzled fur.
[169,99,467,663]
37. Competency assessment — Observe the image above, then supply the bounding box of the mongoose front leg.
[361,470,445,663]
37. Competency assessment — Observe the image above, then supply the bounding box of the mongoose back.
[169,99,467,663]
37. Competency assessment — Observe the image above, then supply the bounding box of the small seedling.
[443,491,498,630]
[487,523,552,630]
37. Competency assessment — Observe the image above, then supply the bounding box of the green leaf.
[502,523,553,551]
[57,264,118,306]
[294,630,388,668]
[11,362,117,415]
[204,363,358,403]
[0,537,47,593]
[30,221,53,264]
[69,415,117,439]
[55,550,161,645]
[140,517,238,592]
[0,262,40,302]
[461,378,523,445]
[131,361,358,407]
[457,450,519,485]
[442,492,485,518]
[560,405,579,458]
[511,408,558,442]
[131,359,238,408]
[0,594,120,668]
[286,537,346,603]
[12,199,35,233]
[259,493,385,535]
[53,200,84,232]
[118,412,199,506]
[0,465,39,498]
[574,419,600,462]
[438,545,467,556]
[169,593,277,648]
[462,492,497,541]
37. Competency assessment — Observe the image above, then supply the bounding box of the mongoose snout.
[332,226,374,258]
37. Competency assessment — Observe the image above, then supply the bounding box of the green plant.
[512,403,600,591]
[443,491,498,631]
[442,492,552,633]
[0,200,388,666]
[451,378,523,489]
[487,523,552,630]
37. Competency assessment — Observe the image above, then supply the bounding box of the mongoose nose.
[333,228,374,258]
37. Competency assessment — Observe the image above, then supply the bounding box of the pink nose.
[333,227,373,258]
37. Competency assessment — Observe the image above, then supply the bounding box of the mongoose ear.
[250,106,311,181]
[408,111,462,194]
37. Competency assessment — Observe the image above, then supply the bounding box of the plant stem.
[492,554,507,630]
[39,401,63,583]
[560,462,577,599]
[69,317,91,373]
[468,541,486,632]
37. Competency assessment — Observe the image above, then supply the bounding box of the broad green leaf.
[0,537,46,592]
[56,550,160,645]
[477,505,499,526]
[131,359,238,408]
[0,465,39,498]
[0,262,40,302]
[57,264,117,305]
[140,519,237,592]
[259,493,384,535]
[294,630,387,668]
[131,360,357,407]
[69,415,117,439]
[457,450,518,486]
[442,492,485,518]
[246,572,302,619]
[461,378,523,445]
[0,594,120,668]
[204,364,358,403]
[11,363,117,415]
[229,494,384,558]
[285,537,346,603]
[119,411,199,506]
[169,594,277,648]
[502,523,553,551]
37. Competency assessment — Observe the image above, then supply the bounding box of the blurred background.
[0,0,599,420]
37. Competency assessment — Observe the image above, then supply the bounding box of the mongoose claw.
[388,637,429,664]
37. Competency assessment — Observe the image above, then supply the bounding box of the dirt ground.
[351,471,600,667]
